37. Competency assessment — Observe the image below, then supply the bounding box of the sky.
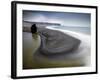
[23,10,91,27]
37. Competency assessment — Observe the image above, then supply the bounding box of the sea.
[49,26,91,35]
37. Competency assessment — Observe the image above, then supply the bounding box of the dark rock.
[37,27,81,55]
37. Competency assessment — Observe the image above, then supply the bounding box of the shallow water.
[23,28,90,69]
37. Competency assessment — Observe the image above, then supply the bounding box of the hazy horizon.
[23,10,91,27]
